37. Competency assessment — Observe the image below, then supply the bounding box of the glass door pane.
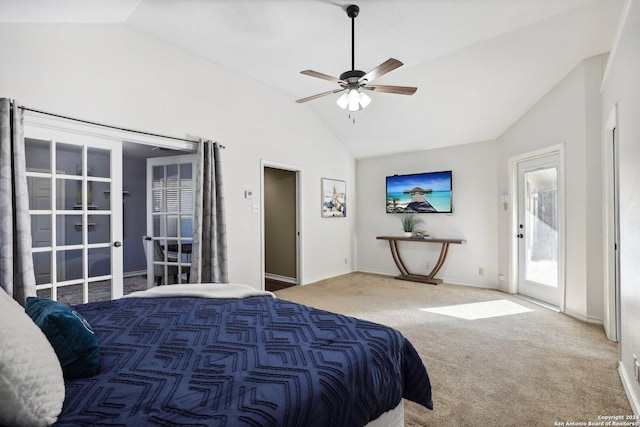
[524,167,558,287]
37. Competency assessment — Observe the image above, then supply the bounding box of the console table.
[376,236,466,285]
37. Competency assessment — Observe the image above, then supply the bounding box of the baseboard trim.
[124,270,146,278]
[356,268,395,277]
[265,273,297,285]
[356,269,499,290]
[444,279,499,290]
[619,362,640,416]
[302,270,356,286]
[564,308,604,326]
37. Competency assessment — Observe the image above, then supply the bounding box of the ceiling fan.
[296,4,417,111]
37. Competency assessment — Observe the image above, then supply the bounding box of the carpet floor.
[47,275,150,306]
[275,272,632,427]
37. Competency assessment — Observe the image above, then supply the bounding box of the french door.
[145,155,196,287]
[517,153,562,307]
[25,126,123,304]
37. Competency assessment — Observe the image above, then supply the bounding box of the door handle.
[517,234,523,239]
[143,236,153,241]
[113,241,123,247]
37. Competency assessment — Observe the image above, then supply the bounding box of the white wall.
[601,0,640,413]
[495,54,607,322]
[356,140,499,287]
[357,52,608,323]
[0,24,356,289]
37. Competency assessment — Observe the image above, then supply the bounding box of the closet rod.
[17,105,224,148]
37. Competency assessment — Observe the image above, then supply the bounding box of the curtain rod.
[17,105,225,148]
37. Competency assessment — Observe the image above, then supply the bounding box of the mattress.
[366,402,404,427]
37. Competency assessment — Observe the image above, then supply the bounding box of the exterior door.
[25,129,123,304]
[145,155,196,287]
[517,154,562,307]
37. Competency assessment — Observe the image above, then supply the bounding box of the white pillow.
[0,290,65,427]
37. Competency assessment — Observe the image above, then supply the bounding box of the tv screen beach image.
[386,171,452,213]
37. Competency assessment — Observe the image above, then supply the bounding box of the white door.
[145,155,197,287]
[25,130,123,304]
[517,154,562,307]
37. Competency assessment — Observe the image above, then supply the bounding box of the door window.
[523,167,558,287]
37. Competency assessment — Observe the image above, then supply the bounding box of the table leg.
[387,240,446,285]
[427,243,450,281]
[388,240,409,276]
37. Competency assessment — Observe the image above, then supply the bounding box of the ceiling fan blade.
[363,85,417,95]
[296,88,346,103]
[300,70,344,84]
[359,58,403,83]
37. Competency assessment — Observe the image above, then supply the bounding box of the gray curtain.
[0,98,36,305]
[189,140,228,283]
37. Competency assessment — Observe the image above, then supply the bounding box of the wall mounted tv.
[386,171,453,213]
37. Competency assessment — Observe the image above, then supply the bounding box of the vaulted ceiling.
[0,0,625,158]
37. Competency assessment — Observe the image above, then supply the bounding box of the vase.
[403,231,413,237]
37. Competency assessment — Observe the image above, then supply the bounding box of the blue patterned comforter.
[55,295,432,426]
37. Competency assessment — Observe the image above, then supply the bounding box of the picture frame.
[321,178,346,218]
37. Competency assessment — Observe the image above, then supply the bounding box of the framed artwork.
[321,178,346,218]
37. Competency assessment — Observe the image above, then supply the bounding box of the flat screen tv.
[386,171,453,213]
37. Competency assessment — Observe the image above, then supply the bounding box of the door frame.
[603,104,619,342]
[23,112,198,153]
[260,160,302,290]
[508,144,566,312]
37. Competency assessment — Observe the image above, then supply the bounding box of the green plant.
[399,212,423,233]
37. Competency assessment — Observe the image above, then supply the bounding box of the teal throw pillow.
[25,297,100,380]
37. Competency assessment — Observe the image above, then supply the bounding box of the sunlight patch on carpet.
[420,299,533,320]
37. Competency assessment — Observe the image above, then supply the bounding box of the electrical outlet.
[425,262,431,270]
[479,267,485,276]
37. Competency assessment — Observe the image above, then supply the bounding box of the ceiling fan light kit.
[296,4,417,112]
[337,88,371,111]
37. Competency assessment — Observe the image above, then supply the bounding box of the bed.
[0,284,432,427]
